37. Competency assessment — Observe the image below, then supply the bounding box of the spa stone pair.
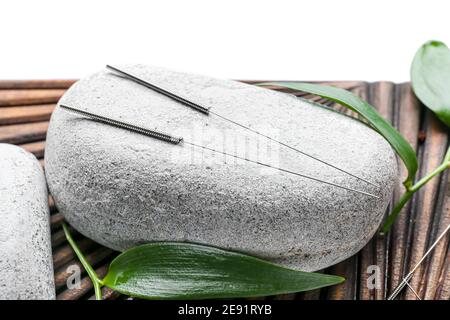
[0,65,397,299]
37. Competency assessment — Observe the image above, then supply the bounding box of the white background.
[0,0,449,81]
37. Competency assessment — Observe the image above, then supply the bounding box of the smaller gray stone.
[0,144,55,300]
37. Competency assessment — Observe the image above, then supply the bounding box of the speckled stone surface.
[0,144,55,300]
[45,65,397,271]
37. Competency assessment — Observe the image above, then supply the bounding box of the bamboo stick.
[56,265,108,300]
[0,104,55,125]
[49,195,56,213]
[0,89,65,106]
[88,287,121,300]
[0,121,48,144]
[435,175,450,299]
[387,83,421,298]
[53,238,98,270]
[423,169,450,299]
[325,84,371,300]
[51,229,68,248]
[54,248,114,289]
[19,140,45,158]
[358,82,395,300]
[404,111,449,300]
[325,256,359,300]
[0,80,446,300]
[51,213,64,229]
[0,79,76,89]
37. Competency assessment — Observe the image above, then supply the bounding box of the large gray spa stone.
[0,144,55,300]
[45,65,397,271]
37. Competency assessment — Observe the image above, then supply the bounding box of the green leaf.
[257,82,418,188]
[411,40,450,128]
[102,242,344,299]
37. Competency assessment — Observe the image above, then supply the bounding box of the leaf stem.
[381,191,414,234]
[382,146,450,233]
[62,222,104,300]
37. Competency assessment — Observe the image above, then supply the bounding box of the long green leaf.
[411,40,450,128]
[258,82,418,188]
[102,242,344,299]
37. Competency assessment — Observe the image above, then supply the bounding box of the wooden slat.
[358,82,395,300]
[404,112,449,300]
[435,175,450,299]
[422,169,450,299]
[49,195,56,213]
[325,83,371,300]
[19,140,45,158]
[56,265,108,300]
[325,256,359,300]
[51,229,67,248]
[0,79,76,89]
[300,289,321,300]
[54,248,114,288]
[436,192,450,299]
[0,89,65,106]
[53,238,98,270]
[0,121,48,144]
[0,104,55,125]
[387,83,421,297]
[88,287,121,300]
[51,213,64,229]
[0,80,447,300]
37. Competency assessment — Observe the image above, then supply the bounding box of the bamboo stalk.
[0,89,65,106]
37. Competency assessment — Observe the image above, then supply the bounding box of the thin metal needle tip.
[59,104,379,199]
[106,64,379,188]
[387,223,450,300]
[210,111,380,188]
[185,141,379,199]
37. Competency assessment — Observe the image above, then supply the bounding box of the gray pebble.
[45,65,397,271]
[0,144,55,299]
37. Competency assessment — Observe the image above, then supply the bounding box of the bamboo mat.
[0,79,449,300]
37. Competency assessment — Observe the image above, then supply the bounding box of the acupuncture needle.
[106,65,379,188]
[387,222,450,300]
[59,104,379,199]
